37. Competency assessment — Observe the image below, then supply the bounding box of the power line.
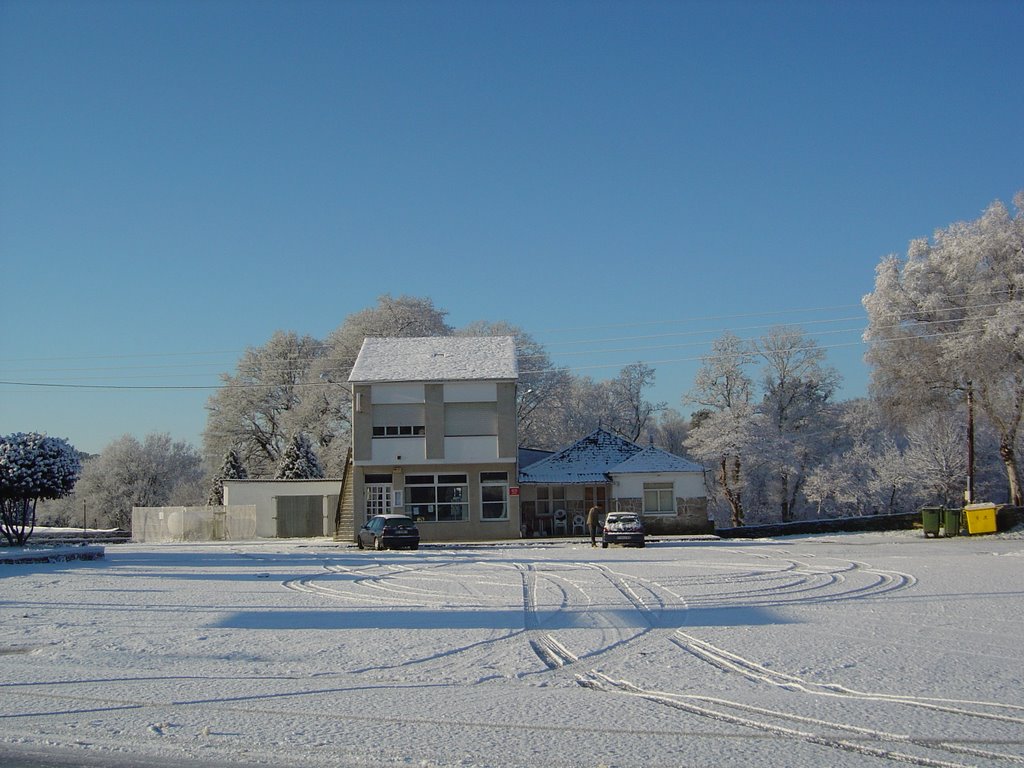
[0,293,1015,391]
[0,324,993,391]
[0,295,1013,372]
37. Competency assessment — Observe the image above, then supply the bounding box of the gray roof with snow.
[348,336,518,383]
[518,428,704,485]
[613,445,705,474]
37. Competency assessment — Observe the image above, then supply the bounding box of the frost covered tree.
[753,327,840,522]
[516,364,665,451]
[803,400,910,516]
[607,362,666,442]
[0,433,81,546]
[650,408,690,456]
[276,434,325,479]
[203,331,325,477]
[686,329,842,525]
[76,433,204,529]
[206,448,248,505]
[864,192,1024,505]
[512,367,584,450]
[201,293,672,466]
[903,412,969,507]
[685,334,756,526]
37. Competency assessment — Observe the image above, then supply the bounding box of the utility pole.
[966,383,975,504]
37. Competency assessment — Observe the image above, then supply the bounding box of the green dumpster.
[921,506,942,537]
[943,507,961,537]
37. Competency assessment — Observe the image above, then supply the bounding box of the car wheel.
[638,541,646,548]
[356,536,364,550]
[410,543,419,551]
[374,537,384,551]
[601,541,608,548]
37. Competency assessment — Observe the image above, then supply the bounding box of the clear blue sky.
[2,0,1021,456]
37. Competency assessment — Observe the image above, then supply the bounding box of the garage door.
[275,495,323,538]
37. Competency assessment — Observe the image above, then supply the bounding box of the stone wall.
[614,496,713,535]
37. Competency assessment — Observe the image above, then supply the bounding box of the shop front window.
[405,474,468,522]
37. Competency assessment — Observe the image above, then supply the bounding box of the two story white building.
[343,336,520,542]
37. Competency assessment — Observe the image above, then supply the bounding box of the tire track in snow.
[576,671,1001,767]
[279,551,919,696]
[281,559,465,605]
[677,556,915,610]
[673,631,1024,726]
[518,562,583,670]
[519,561,683,673]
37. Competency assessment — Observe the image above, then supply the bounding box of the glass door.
[365,484,393,522]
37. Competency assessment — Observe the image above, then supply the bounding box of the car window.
[385,517,415,529]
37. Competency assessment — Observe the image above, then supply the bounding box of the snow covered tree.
[206,448,248,505]
[76,433,204,529]
[903,412,969,507]
[686,329,843,525]
[607,362,666,442]
[203,331,325,477]
[803,400,911,517]
[650,408,690,456]
[685,334,756,526]
[275,433,324,479]
[753,326,840,522]
[0,433,81,546]
[512,367,586,450]
[864,193,1024,505]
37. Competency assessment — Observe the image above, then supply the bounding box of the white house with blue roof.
[517,428,710,536]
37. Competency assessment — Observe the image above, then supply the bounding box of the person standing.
[587,505,602,547]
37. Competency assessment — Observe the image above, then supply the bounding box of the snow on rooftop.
[612,445,705,474]
[348,336,518,383]
[519,429,705,484]
[518,429,643,484]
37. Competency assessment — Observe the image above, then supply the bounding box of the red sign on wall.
[509,487,520,496]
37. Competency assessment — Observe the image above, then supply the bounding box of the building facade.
[518,429,711,537]
[346,336,520,542]
[222,478,344,538]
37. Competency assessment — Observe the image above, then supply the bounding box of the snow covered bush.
[0,432,81,546]
[275,434,325,479]
[207,448,248,505]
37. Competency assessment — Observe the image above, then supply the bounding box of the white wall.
[223,480,344,538]
[613,472,706,502]
[370,437,426,464]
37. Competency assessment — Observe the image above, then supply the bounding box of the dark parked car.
[357,514,420,551]
[601,512,645,548]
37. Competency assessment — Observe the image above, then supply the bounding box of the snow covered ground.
[1,531,1023,768]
